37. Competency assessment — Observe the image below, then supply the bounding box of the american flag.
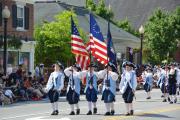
[71,16,88,56]
[71,16,90,70]
[76,54,90,70]
[89,14,108,65]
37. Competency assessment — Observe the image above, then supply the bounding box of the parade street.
[0,89,180,120]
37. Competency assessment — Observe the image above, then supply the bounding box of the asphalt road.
[0,89,180,120]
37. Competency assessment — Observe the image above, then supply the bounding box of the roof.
[104,0,180,28]
[14,0,34,4]
[34,1,140,42]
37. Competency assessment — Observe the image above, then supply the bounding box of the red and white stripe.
[86,38,95,53]
[76,54,90,70]
[71,35,88,56]
[90,34,108,65]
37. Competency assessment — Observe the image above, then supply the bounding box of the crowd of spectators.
[0,64,48,106]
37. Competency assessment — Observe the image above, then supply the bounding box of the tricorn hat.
[106,62,117,72]
[56,61,64,69]
[73,64,81,71]
[125,61,135,68]
[88,63,98,68]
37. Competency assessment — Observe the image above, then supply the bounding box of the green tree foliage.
[86,0,96,11]
[116,18,139,36]
[144,8,180,64]
[170,6,180,40]
[95,0,112,20]
[34,11,87,66]
[86,0,114,20]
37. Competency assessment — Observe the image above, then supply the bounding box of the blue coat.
[64,67,81,95]
[120,70,137,94]
[84,72,98,92]
[98,70,118,96]
[46,71,65,92]
[144,73,153,87]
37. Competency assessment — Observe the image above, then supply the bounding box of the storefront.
[0,40,35,74]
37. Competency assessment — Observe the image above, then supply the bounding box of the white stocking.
[125,103,129,113]
[75,103,79,109]
[54,102,58,111]
[110,102,114,111]
[70,104,74,112]
[51,103,55,111]
[93,102,97,108]
[105,103,110,112]
[88,102,92,111]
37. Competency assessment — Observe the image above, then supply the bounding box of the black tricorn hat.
[162,65,170,70]
[169,62,176,66]
[56,61,64,69]
[145,67,153,72]
[73,64,81,71]
[106,62,117,72]
[125,61,135,68]
[88,63,98,68]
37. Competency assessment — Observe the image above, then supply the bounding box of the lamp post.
[139,25,144,65]
[2,6,10,75]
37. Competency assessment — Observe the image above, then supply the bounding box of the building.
[0,0,35,73]
[34,0,140,64]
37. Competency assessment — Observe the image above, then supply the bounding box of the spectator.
[35,64,44,83]
[0,84,11,105]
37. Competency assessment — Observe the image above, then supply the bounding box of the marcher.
[99,62,119,116]
[157,65,170,102]
[45,61,64,115]
[120,62,137,116]
[143,68,153,99]
[168,63,178,104]
[83,63,98,115]
[64,64,81,115]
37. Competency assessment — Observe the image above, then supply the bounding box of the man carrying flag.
[67,16,89,115]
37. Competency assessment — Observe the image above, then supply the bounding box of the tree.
[86,0,96,11]
[96,0,114,20]
[86,0,114,20]
[144,8,179,64]
[116,18,139,36]
[170,6,180,45]
[34,11,87,66]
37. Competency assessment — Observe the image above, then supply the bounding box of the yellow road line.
[104,106,180,120]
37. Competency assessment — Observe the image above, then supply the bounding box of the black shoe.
[170,101,173,104]
[54,110,59,115]
[146,97,151,99]
[87,110,92,115]
[130,110,134,115]
[168,97,171,102]
[111,110,115,115]
[161,95,164,98]
[76,109,80,115]
[104,112,111,116]
[125,113,130,116]
[69,111,75,115]
[93,108,97,114]
[51,111,56,115]
[174,98,177,103]
[162,99,167,102]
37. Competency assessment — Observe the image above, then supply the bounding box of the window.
[0,51,19,74]
[17,5,24,28]
[19,52,30,72]
[12,4,29,30]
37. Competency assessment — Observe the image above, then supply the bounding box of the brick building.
[0,0,35,73]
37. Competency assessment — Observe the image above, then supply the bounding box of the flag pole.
[106,3,111,85]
